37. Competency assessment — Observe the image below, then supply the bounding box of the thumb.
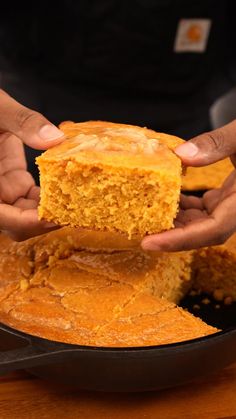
[0,89,64,150]
[174,120,236,167]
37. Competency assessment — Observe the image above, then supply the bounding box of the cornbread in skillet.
[182,158,233,191]
[36,121,184,239]
[192,233,236,302]
[0,228,217,347]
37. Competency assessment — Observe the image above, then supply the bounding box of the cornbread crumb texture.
[182,158,233,191]
[0,228,217,347]
[193,233,236,302]
[37,121,184,238]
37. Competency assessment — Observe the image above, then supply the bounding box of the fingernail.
[175,142,199,158]
[44,222,58,228]
[39,125,64,141]
[141,239,161,251]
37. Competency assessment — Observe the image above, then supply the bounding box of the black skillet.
[0,292,235,392]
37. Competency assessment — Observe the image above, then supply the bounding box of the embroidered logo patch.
[174,19,211,53]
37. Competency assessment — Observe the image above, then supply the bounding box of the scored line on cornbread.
[36,121,184,239]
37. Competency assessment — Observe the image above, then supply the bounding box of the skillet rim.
[1,322,236,353]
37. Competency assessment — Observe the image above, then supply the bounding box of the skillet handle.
[0,324,69,376]
[0,344,48,375]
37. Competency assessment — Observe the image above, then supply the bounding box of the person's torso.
[1,0,235,138]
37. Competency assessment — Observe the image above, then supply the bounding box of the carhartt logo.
[174,19,211,53]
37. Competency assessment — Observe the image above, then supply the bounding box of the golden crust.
[58,120,184,151]
[39,120,184,170]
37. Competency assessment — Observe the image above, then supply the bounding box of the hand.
[141,120,236,251]
[0,89,64,241]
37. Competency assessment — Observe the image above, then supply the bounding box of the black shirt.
[0,0,236,138]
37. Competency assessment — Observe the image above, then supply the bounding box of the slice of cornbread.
[193,233,236,302]
[182,158,233,191]
[0,231,217,347]
[36,121,184,239]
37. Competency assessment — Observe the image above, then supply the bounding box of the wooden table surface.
[0,363,236,419]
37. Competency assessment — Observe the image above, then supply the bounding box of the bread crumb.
[213,289,224,301]
[224,296,233,306]
[201,297,210,305]
[190,288,202,296]
[193,304,200,310]
[189,290,198,296]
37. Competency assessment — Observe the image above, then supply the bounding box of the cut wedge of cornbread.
[193,233,236,302]
[0,230,217,347]
[36,121,184,239]
[182,158,233,191]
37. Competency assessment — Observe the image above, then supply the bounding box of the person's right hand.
[0,89,64,241]
[142,120,236,252]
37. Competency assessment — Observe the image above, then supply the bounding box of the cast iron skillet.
[0,293,235,392]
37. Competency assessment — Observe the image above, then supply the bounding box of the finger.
[13,197,38,210]
[27,185,40,201]
[0,169,34,204]
[0,133,27,173]
[180,194,204,210]
[175,208,208,226]
[142,192,236,251]
[230,155,236,167]
[221,170,236,190]
[142,220,216,252]
[0,89,64,150]
[202,189,222,213]
[0,204,58,241]
[174,120,236,166]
